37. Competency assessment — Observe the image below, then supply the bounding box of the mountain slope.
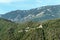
[0,18,17,40]
[1,5,60,22]
[43,19,60,40]
[0,18,60,40]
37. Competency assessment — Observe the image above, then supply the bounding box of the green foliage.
[43,19,60,40]
[0,18,60,40]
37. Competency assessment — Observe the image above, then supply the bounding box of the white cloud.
[0,0,11,3]
[36,0,41,3]
[0,0,25,3]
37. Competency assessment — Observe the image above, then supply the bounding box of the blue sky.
[0,0,60,14]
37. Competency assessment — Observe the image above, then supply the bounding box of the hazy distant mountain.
[1,5,60,22]
[0,14,2,17]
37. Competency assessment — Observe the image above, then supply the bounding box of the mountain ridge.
[1,5,60,22]
[0,18,60,40]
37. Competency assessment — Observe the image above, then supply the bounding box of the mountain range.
[0,5,60,40]
[0,17,60,40]
[1,5,60,22]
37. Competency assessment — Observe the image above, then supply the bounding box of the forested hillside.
[0,18,60,40]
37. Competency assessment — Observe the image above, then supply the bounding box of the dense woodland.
[0,18,60,40]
